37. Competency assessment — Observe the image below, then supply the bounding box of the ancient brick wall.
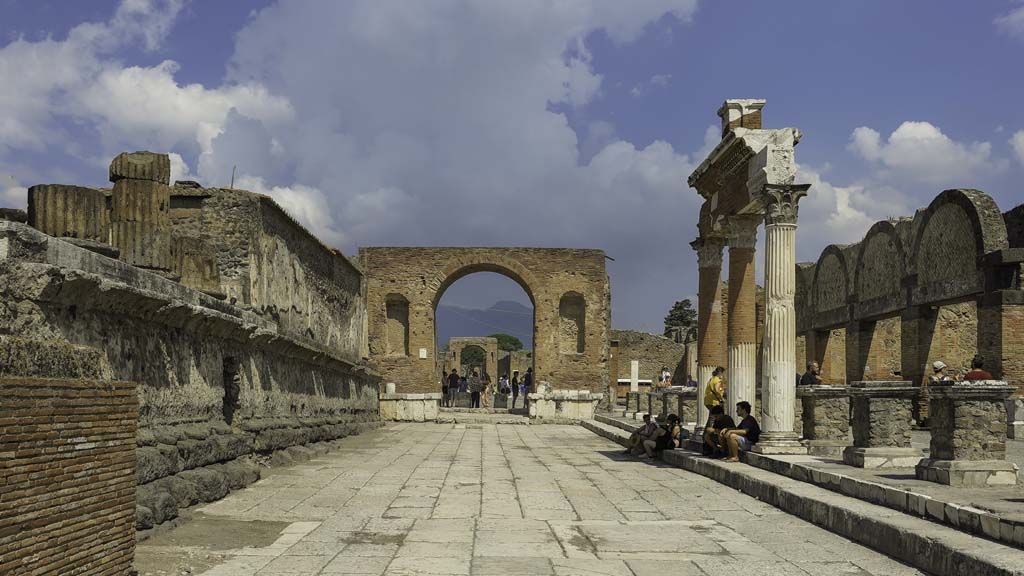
[0,377,137,575]
[361,247,609,393]
[612,329,687,385]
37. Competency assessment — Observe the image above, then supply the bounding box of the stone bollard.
[843,381,921,468]
[626,392,639,415]
[800,385,851,457]
[650,391,667,420]
[679,388,698,429]
[1007,396,1024,440]
[916,381,1019,487]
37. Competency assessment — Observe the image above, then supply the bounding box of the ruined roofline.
[359,246,607,256]
[252,194,364,277]
[686,126,802,190]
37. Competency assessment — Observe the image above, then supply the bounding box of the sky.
[2,0,1023,333]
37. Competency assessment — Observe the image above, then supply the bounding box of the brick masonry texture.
[361,247,610,393]
[0,377,137,576]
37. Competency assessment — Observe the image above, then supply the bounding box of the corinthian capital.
[726,214,760,249]
[690,236,725,268]
[761,183,811,226]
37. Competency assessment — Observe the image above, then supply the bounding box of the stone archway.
[360,247,610,393]
[447,337,499,380]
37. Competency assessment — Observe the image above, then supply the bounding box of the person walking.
[511,370,520,408]
[469,370,483,408]
[445,368,459,408]
[522,368,533,411]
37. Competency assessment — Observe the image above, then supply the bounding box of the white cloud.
[995,3,1024,38]
[847,121,1004,184]
[1011,130,1024,165]
[168,153,191,184]
[1,176,27,209]
[649,73,672,87]
[629,72,672,98]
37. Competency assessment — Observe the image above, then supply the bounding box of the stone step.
[593,413,640,434]
[579,420,1024,576]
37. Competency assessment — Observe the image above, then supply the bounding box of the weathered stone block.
[844,381,920,468]
[109,151,171,184]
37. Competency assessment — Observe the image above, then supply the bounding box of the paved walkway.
[136,424,926,576]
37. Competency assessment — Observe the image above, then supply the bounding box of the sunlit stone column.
[755,183,811,454]
[691,237,726,435]
[725,215,760,419]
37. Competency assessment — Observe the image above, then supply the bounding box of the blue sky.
[2,1,1023,334]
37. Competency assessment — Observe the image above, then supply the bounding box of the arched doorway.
[436,272,535,409]
[361,247,610,394]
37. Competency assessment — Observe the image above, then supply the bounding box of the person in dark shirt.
[702,405,735,457]
[445,369,460,407]
[799,361,821,386]
[964,355,994,381]
[723,401,760,462]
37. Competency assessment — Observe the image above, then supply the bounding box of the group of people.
[441,367,533,409]
[798,354,995,386]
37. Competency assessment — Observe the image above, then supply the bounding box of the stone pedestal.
[844,381,921,468]
[649,392,667,419]
[379,393,441,422]
[665,389,697,428]
[916,381,1019,487]
[800,385,851,457]
[626,392,640,415]
[528,390,603,421]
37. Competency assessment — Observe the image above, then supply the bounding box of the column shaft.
[693,237,725,434]
[726,216,759,419]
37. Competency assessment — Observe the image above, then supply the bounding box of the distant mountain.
[436,300,533,350]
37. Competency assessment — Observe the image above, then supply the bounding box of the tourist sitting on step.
[702,405,735,457]
[964,355,994,381]
[721,401,760,462]
[650,414,682,457]
[625,414,661,458]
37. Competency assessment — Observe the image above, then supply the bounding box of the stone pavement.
[135,424,926,576]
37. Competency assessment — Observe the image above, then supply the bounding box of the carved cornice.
[761,184,811,226]
[691,236,726,268]
[726,214,761,249]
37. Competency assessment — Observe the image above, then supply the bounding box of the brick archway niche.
[447,337,500,381]
[360,247,610,393]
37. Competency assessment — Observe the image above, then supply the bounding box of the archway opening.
[435,271,534,411]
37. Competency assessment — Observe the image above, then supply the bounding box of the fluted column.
[755,183,811,454]
[691,237,726,435]
[726,215,760,419]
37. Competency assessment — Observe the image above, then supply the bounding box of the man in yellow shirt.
[703,366,726,412]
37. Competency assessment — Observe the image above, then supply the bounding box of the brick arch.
[910,189,1008,305]
[360,247,609,393]
[853,220,907,317]
[429,254,539,310]
[811,244,852,327]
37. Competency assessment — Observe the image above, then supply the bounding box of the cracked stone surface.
[135,424,925,575]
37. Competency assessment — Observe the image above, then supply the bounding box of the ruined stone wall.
[0,221,380,531]
[361,247,609,393]
[612,329,687,385]
[497,350,533,380]
[794,189,1024,397]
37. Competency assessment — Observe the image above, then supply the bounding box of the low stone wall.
[528,390,603,422]
[379,393,442,422]
[1,377,137,575]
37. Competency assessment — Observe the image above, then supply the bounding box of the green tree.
[488,333,524,352]
[460,346,486,366]
[663,299,697,338]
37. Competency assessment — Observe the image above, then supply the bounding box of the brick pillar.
[608,339,620,409]
[726,214,760,419]
[692,236,726,435]
[755,184,809,454]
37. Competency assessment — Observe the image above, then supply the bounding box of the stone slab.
[843,447,923,469]
[915,459,1020,487]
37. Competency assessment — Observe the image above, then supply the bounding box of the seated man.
[964,355,994,381]
[702,405,735,457]
[647,414,682,458]
[722,401,760,462]
[626,414,661,457]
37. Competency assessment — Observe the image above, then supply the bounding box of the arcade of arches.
[360,247,610,393]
